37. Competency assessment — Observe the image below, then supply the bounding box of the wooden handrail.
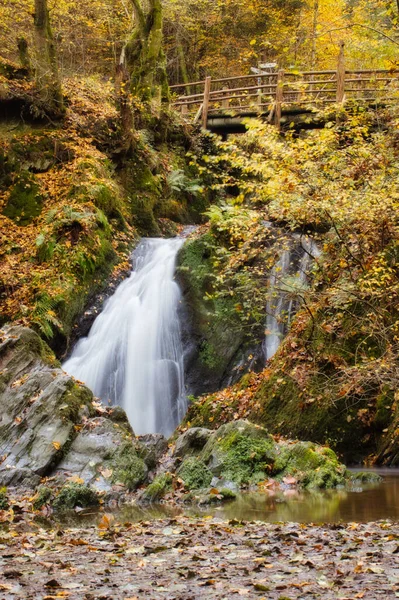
[172,54,399,127]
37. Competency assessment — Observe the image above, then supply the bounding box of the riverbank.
[1,515,398,598]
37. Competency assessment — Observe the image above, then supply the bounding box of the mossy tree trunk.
[123,0,170,105]
[33,0,64,116]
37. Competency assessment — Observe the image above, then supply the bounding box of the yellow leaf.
[52,441,61,450]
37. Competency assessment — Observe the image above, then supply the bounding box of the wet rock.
[175,420,347,492]
[0,327,94,486]
[173,427,212,459]
[138,433,168,470]
[273,440,347,488]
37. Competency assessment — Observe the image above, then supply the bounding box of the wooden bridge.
[171,49,399,134]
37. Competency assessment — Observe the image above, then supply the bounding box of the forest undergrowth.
[183,103,399,465]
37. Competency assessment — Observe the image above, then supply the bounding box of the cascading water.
[264,235,319,361]
[63,237,187,437]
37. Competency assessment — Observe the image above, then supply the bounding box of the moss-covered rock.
[32,486,53,510]
[141,473,173,502]
[349,471,383,485]
[53,483,99,510]
[273,441,346,488]
[112,443,147,491]
[3,171,43,225]
[200,420,276,485]
[178,457,213,490]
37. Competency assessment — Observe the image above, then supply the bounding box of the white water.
[63,238,187,437]
[265,235,319,361]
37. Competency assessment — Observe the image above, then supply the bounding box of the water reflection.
[48,470,399,527]
[191,471,399,523]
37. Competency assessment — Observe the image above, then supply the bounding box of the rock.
[56,417,129,492]
[139,473,173,503]
[138,433,168,470]
[173,427,212,459]
[349,471,383,485]
[0,326,94,486]
[176,420,347,490]
[0,326,144,492]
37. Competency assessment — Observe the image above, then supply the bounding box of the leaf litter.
[0,512,398,599]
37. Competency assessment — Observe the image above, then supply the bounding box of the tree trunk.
[115,48,135,153]
[310,0,319,70]
[176,31,190,94]
[124,0,169,105]
[33,0,64,116]
[17,38,32,77]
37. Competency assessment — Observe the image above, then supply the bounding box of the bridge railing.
[171,48,399,128]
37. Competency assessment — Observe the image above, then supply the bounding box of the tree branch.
[129,0,146,34]
[316,23,399,48]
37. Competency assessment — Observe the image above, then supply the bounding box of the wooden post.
[181,103,188,116]
[257,88,262,111]
[222,88,229,110]
[274,70,284,129]
[336,41,345,104]
[202,76,212,129]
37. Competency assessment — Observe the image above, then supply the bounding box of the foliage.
[0,487,9,510]
[183,104,399,464]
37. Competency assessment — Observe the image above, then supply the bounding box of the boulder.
[0,326,145,492]
[199,420,277,485]
[173,427,212,459]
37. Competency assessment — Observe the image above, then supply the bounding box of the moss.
[178,457,213,490]
[374,387,394,430]
[251,370,369,463]
[112,443,147,490]
[177,234,214,297]
[219,487,237,500]
[142,473,172,502]
[0,487,9,510]
[32,486,53,510]
[58,382,94,423]
[349,471,383,485]
[53,483,99,510]
[2,171,43,225]
[198,340,224,370]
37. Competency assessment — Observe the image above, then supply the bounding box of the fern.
[168,169,202,195]
[31,294,63,339]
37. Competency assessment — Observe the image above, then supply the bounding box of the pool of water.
[48,469,399,527]
[189,470,399,523]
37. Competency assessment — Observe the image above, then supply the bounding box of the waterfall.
[264,235,319,361]
[63,238,187,437]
